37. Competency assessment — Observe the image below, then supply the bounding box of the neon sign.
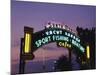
[22,22,85,55]
[33,28,85,52]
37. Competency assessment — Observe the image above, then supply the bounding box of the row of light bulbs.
[45,22,76,34]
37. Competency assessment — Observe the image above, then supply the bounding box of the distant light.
[52,66,55,70]
[82,61,86,64]
[54,61,57,63]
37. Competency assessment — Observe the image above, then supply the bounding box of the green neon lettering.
[59,30,62,34]
[35,41,40,47]
[35,36,51,48]
[67,33,70,37]
[80,46,85,52]
[52,35,55,41]
[53,30,56,34]
[50,31,53,35]
[56,31,60,34]
[70,34,73,38]
[65,32,68,36]
[38,40,42,46]
[46,31,49,35]
[73,36,75,39]
[42,38,46,44]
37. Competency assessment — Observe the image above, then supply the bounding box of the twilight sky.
[11,0,96,74]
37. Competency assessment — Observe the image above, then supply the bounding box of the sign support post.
[19,27,34,74]
[68,48,72,70]
[19,38,26,74]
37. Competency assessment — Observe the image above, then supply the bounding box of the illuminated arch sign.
[32,22,85,53]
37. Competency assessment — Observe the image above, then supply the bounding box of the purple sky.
[11,1,96,74]
[11,1,96,46]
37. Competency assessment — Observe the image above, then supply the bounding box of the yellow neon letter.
[59,42,62,46]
